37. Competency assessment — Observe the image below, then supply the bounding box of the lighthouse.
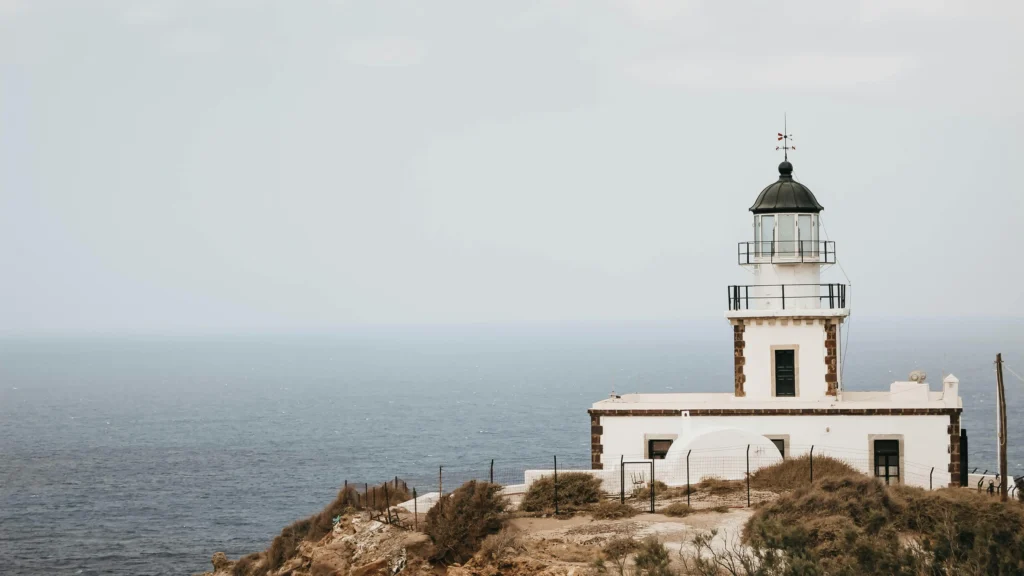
[728,159,848,399]
[586,134,964,489]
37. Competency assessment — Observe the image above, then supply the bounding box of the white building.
[588,160,964,489]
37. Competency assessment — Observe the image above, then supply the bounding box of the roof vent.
[909,370,927,383]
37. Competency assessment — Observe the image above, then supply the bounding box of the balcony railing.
[727,283,847,311]
[737,241,836,265]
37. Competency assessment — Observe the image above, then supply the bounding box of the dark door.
[874,440,900,485]
[775,349,795,397]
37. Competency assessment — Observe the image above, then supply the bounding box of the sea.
[2,318,1022,575]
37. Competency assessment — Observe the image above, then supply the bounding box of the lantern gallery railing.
[727,283,847,311]
[737,241,836,265]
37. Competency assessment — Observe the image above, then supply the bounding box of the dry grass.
[234,479,411,574]
[425,480,507,564]
[590,500,639,520]
[745,475,1024,575]
[231,552,266,576]
[749,454,860,491]
[695,477,744,496]
[521,472,603,512]
[662,502,692,517]
[478,527,525,563]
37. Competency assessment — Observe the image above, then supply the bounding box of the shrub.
[750,454,860,491]
[743,475,1024,575]
[632,480,669,500]
[231,552,263,576]
[520,472,603,512]
[478,527,525,563]
[590,500,638,520]
[633,536,674,576]
[662,502,692,517]
[425,480,507,563]
[696,477,744,495]
[598,537,639,575]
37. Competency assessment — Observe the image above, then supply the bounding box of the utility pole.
[996,353,1008,502]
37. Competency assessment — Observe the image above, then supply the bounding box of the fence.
[340,445,1019,517]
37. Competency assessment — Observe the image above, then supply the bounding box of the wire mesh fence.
[341,444,984,516]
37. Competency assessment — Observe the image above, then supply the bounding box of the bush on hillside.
[478,527,525,563]
[695,476,744,495]
[750,454,859,491]
[633,536,674,576]
[662,502,692,517]
[425,480,507,563]
[590,500,638,520]
[521,472,603,512]
[742,475,1024,575]
[242,479,411,573]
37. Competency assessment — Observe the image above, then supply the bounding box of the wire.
[1004,363,1024,385]
[817,214,852,388]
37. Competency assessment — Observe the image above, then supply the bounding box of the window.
[777,214,795,255]
[874,440,900,485]
[759,215,774,256]
[774,349,796,397]
[798,214,813,256]
[648,439,673,460]
[771,439,786,457]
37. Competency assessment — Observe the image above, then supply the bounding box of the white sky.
[2,0,1022,334]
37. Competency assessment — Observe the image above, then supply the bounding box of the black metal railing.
[727,283,847,311]
[737,241,836,265]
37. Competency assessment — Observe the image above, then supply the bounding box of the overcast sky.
[1,0,1022,335]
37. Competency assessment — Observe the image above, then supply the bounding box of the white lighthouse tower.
[727,155,848,399]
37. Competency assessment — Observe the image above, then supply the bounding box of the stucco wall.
[597,413,952,488]
[743,321,828,399]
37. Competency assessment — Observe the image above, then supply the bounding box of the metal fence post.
[650,460,655,513]
[413,488,418,530]
[746,444,751,508]
[490,459,494,484]
[553,455,559,515]
[810,446,814,483]
[620,455,625,505]
[439,466,443,496]
[930,467,934,490]
[686,450,691,507]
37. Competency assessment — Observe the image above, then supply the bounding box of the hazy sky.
[2,0,1022,334]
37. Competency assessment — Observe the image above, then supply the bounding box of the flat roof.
[591,389,954,411]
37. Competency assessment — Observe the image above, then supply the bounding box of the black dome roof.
[749,162,824,214]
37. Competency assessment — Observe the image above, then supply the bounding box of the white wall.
[743,321,828,399]
[597,413,952,489]
[753,262,821,310]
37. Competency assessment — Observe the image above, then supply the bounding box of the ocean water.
[1,319,1022,575]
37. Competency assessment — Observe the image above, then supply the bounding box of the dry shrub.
[750,454,860,491]
[425,480,507,564]
[521,472,603,512]
[632,480,669,500]
[590,500,638,520]
[633,536,673,576]
[242,479,411,573]
[696,477,744,495]
[231,552,266,576]
[744,475,1024,575]
[707,505,731,514]
[478,527,525,562]
[662,502,692,517]
[597,537,639,575]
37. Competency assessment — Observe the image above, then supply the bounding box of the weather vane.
[776,114,794,161]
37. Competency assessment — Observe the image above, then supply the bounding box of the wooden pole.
[996,353,1008,502]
